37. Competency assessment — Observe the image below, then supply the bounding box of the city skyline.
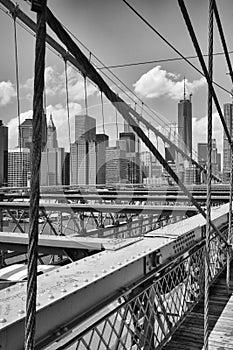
[0,1,233,156]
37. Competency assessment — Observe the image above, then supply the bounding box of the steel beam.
[0,202,198,215]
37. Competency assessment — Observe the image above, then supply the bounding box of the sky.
[0,0,233,158]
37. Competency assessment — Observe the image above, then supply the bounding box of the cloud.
[0,81,15,105]
[133,66,206,100]
[7,102,82,150]
[21,65,97,102]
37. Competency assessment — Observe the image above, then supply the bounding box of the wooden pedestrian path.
[163,262,233,350]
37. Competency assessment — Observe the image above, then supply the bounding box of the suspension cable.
[83,75,88,115]
[1,0,221,181]
[205,1,214,348]
[115,109,119,139]
[213,0,233,84]
[25,1,47,349]
[46,5,229,245]
[64,58,72,147]
[122,0,231,96]
[12,8,22,173]
[100,91,105,134]
[212,0,233,294]
[177,0,232,152]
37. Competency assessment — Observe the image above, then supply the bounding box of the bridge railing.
[48,229,228,350]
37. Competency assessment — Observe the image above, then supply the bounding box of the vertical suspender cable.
[101,91,106,134]
[84,75,88,115]
[25,1,47,349]
[64,58,71,147]
[46,5,229,246]
[115,109,118,139]
[12,12,22,179]
[205,1,214,349]
[212,0,233,294]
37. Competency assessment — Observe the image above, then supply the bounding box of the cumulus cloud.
[7,102,82,150]
[21,65,97,101]
[133,66,206,100]
[0,81,15,105]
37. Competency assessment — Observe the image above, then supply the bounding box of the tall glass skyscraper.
[223,103,233,183]
[178,95,192,159]
[70,115,96,185]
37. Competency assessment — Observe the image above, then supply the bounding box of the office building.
[184,166,197,185]
[75,114,96,142]
[8,148,30,187]
[165,146,175,164]
[40,114,67,186]
[105,146,128,184]
[223,103,233,182]
[119,132,141,183]
[70,115,96,185]
[0,120,8,186]
[178,93,192,159]
[96,134,109,184]
[46,114,58,149]
[19,112,47,151]
[197,143,208,168]
[119,132,135,153]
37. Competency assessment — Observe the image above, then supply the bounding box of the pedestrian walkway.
[163,261,233,349]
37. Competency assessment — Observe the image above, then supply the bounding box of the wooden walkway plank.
[163,262,233,350]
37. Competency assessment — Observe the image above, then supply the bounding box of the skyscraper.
[46,114,58,149]
[8,148,30,187]
[40,114,67,186]
[19,119,32,149]
[19,112,47,151]
[223,103,233,182]
[70,115,96,185]
[197,139,221,182]
[178,94,192,159]
[198,143,208,168]
[96,134,109,184]
[105,146,128,184]
[0,120,8,186]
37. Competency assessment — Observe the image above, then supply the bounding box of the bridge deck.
[163,261,233,350]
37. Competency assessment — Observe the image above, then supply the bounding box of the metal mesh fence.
[46,232,228,350]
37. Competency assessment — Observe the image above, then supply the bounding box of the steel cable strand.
[12,10,23,185]
[213,0,233,288]
[24,1,46,349]
[177,0,233,151]
[213,0,233,84]
[204,1,214,348]
[46,5,228,246]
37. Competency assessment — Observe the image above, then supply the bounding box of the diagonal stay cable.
[0,0,221,182]
[122,0,233,150]
[213,0,233,84]
[177,0,233,150]
[97,50,233,70]
[122,0,231,96]
[45,5,229,246]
